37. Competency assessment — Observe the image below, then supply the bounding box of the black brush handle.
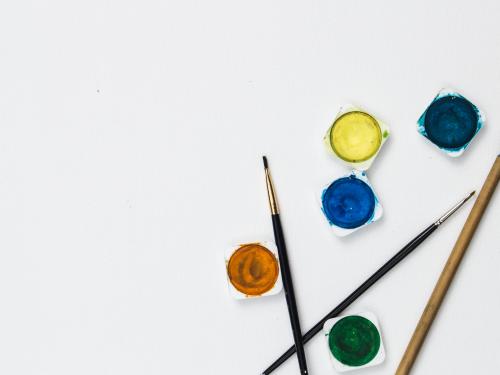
[262,223,438,375]
[272,214,308,375]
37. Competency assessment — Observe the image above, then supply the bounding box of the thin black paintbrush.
[263,156,308,375]
[262,190,475,375]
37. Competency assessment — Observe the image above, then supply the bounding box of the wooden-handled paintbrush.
[396,155,500,374]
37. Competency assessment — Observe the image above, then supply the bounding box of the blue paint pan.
[417,89,485,157]
[319,170,383,236]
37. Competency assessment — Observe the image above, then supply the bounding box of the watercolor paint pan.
[319,170,383,236]
[417,89,485,157]
[324,106,390,170]
[323,312,385,372]
[224,242,282,299]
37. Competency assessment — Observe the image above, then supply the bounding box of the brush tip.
[263,156,268,168]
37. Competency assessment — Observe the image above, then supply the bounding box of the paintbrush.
[261,190,475,375]
[263,156,309,375]
[396,155,500,375]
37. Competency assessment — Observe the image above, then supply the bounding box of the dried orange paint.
[227,243,279,296]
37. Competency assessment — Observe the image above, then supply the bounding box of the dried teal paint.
[418,91,483,154]
[328,315,381,367]
[321,174,375,229]
[424,96,477,148]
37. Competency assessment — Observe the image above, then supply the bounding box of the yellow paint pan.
[324,107,389,170]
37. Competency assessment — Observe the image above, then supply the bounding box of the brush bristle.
[263,156,268,168]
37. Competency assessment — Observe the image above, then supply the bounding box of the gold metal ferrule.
[264,167,280,215]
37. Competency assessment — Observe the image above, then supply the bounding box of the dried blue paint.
[321,174,375,229]
[418,91,483,155]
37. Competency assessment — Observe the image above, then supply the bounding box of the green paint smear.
[328,315,380,367]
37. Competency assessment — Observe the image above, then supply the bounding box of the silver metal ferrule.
[434,191,476,226]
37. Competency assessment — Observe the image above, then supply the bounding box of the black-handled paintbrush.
[261,190,475,375]
[263,156,308,375]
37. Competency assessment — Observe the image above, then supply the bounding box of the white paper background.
[0,1,499,374]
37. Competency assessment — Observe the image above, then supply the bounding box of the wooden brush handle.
[396,155,500,375]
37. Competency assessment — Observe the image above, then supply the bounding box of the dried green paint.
[328,315,380,367]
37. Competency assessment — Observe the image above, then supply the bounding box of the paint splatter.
[328,315,381,367]
[329,111,382,163]
[321,174,375,229]
[226,243,279,296]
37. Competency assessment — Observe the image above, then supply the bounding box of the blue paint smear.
[321,175,376,229]
[418,93,482,152]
